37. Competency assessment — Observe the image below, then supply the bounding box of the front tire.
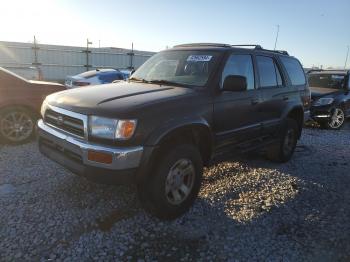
[0,107,36,144]
[266,118,298,163]
[137,144,203,220]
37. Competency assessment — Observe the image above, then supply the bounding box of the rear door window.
[256,56,279,88]
[280,57,306,86]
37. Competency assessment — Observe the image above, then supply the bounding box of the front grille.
[44,109,85,137]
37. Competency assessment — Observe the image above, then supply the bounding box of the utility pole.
[127,42,135,70]
[33,36,39,65]
[84,38,92,71]
[344,45,349,69]
[32,36,43,80]
[274,25,280,50]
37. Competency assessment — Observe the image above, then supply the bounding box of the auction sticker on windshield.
[187,55,213,62]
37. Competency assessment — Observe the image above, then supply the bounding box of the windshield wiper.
[129,77,147,83]
[129,78,185,87]
[147,79,184,87]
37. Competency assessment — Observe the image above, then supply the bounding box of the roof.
[172,43,289,56]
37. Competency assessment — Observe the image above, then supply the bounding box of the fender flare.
[145,116,213,146]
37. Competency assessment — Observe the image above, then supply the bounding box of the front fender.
[145,116,212,146]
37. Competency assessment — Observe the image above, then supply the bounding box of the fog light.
[87,150,113,164]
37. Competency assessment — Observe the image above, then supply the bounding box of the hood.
[310,86,343,99]
[29,80,64,86]
[46,82,196,116]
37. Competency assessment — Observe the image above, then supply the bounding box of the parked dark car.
[0,67,65,144]
[308,70,350,129]
[65,69,128,88]
[37,43,310,219]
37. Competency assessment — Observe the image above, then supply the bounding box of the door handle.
[282,96,289,101]
[251,98,259,105]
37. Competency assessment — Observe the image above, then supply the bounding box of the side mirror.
[223,75,247,92]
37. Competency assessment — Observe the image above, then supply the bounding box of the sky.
[0,0,349,68]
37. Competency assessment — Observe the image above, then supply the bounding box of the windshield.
[130,50,221,87]
[308,74,345,89]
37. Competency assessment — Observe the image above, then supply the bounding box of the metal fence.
[0,41,155,82]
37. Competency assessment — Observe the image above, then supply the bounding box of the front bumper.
[310,106,332,120]
[37,120,144,184]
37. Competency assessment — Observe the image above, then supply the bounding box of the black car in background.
[308,70,350,129]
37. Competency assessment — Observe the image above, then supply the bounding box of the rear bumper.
[37,120,145,184]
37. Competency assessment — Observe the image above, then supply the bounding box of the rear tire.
[266,118,298,163]
[137,144,203,220]
[0,107,36,145]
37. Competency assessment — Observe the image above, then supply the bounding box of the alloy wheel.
[329,108,345,129]
[0,111,34,142]
[165,158,195,205]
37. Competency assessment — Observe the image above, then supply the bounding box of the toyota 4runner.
[38,43,310,219]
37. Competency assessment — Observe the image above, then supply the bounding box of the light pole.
[85,38,92,71]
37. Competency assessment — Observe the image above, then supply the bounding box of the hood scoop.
[97,87,174,105]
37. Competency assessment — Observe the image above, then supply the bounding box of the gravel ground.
[0,123,350,261]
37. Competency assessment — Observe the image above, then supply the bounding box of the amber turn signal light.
[87,150,113,164]
[115,120,137,140]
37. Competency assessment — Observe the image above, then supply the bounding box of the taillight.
[73,81,90,86]
[301,89,311,108]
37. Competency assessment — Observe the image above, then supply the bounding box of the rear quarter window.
[280,57,306,86]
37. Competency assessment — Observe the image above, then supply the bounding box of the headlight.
[89,116,137,140]
[314,98,334,106]
[41,99,48,117]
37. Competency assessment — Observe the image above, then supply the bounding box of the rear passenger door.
[213,53,264,149]
[255,55,298,136]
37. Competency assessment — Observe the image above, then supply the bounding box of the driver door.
[213,54,264,149]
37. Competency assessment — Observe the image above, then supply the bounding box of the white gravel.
[0,123,350,261]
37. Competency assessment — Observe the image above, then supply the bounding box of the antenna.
[274,25,280,50]
[344,45,349,69]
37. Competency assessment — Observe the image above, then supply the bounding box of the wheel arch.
[0,104,40,119]
[146,120,214,167]
[285,106,304,138]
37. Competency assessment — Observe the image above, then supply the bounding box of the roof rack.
[230,45,289,55]
[174,43,231,48]
[173,43,289,55]
[230,44,263,49]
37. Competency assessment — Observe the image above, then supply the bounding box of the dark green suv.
[38,43,310,219]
